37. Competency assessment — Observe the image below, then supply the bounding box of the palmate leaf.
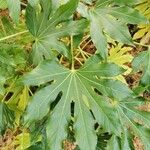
[22,55,150,150]
[26,0,88,65]
[78,1,148,59]
[22,57,124,150]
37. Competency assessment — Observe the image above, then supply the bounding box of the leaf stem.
[134,41,149,47]
[21,2,27,7]
[0,30,29,42]
[71,36,74,70]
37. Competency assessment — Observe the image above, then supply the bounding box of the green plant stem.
[21,2,27,7]
[71,36,74,70]
[134,41,149,47]
[79,34,90,46]
[0,30,29,42]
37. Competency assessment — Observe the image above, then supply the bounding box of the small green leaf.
[100,16,133,45]
[132,49,150,85]
[28,0,39,6]
[89,12,108,59]
[6,0,20,23]
[108,6,148,24]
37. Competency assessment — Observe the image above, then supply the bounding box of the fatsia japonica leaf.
[22,55,137,150]
[78,1,148,59]
[132,48,150,85]
[26,0,88,65]
[22,55,150,149]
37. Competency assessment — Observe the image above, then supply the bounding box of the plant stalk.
[0,30,29,42]
[134,41,149,48]
[71,36,74,70]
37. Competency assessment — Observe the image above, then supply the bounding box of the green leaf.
[0,0,7,9]
[6,0,20,23]
[99,15,132,45]
[116,97,150,150]
[107,6,148,24]
[89,12,108,59]
[51,0,69,12]
[114,0,140,5]
[0,102,14,134]
[135,126,150,150]
[22,57,131,149]
[132,48,150,85]
[106,130,133,150]
[28,0,39,6]
[0,43,26,97]
[78,1,142,59]
[121,131,132,150]
[0,75,5,95]
[26,0,88,65]
[0,16,16,38]
[77,2,89,18]
[106,135,120,150]
[95,0,112,8]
